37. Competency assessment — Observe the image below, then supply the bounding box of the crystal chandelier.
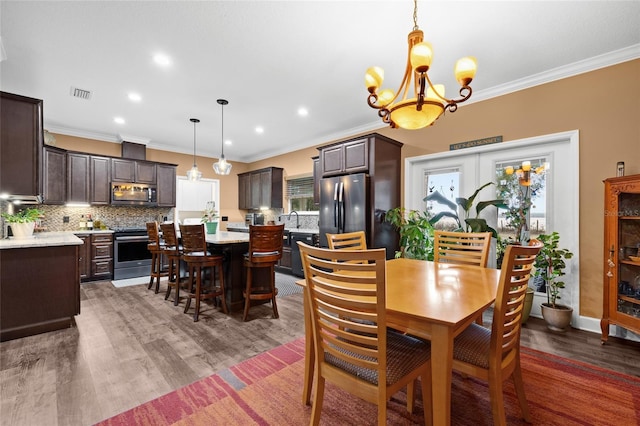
[213,99,232,175]
[365,0,477,130]
[186,118,202,181]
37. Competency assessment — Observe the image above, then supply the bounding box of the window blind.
[286,176,314,198]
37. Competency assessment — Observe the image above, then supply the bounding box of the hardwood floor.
[1,278,639,426]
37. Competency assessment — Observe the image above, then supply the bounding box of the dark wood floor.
[1,278,639,426]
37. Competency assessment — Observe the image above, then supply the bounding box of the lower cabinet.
[279,246,292,270]
[77,233,113,282]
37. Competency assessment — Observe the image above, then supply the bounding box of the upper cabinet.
[67,152,90,203]
[238,167,283,209]
[90,155,111,205]
[43,146,66,204]
[156,164,176,207]
[312,156,320,205]
[112,158,157,183]
[320,138,368,177]
[0,92,43,199]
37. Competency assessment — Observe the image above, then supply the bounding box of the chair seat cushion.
[244,251,280,258]
[325,330,430,386]
[452,323,491,369]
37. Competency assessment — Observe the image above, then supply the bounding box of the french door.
[405,130,580,320]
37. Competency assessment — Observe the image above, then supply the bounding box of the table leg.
[302,288,314,405]
[430,324,453,426]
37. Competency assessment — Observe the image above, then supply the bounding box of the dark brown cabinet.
[76,234,91,280]
[136,161,156,184]
[280,246,292,269]
[91,233,113,280]
[90,155,111,205]
[238,167,283,209]
[319,138,368,177]
[0,92,43,198]
[156,163,176,207]
[67,152,90,203]
[111,158,136,182]
[43,146,66,204]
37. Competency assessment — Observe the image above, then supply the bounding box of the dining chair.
[159,223,183,306]
[146,221,168,294]
[179,224,227,321]
[326,231,367,250]
[243,224,285,322]
[298,242,432,426]
[451,242,542,426]
[433,230,491,267]
[434,230,492,324]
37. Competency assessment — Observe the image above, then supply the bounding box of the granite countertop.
[0,231,84,250]
[72,229,115,234]
[226,225,319,235]
[205,231,250,244]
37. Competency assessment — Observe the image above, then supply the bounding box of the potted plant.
[1,207,43,239]
[533,231,574,331]
[385,207,434,260]
[201,202,219,234]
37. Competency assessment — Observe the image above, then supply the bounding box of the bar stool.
[160,223,184,306]
[146,221,168,294]
[243,224,284,321]
[179,224,227,322]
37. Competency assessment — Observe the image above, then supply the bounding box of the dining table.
[296,257,501,426]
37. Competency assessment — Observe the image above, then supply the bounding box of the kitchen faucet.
[288,210,300,229]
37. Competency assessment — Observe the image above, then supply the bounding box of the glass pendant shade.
[364,66,384,92]
[213,155,232,175]
[213,99,232,175]
[410,42,433,73]
[187,165,202,181]
[187,118,201,181]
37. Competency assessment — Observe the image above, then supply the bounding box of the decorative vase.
[10,222,35,239]
[205,221,218,234]
[541,303,573,331]
[521,287,534,324]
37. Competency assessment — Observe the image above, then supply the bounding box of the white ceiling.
[1,1,638,163]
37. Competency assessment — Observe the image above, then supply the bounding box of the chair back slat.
[491,243,542,362]
[146,221,160,245]
[179,224,208,254]
[247,224,284,264]
[160,223,179,251]
[434,230,491,267]
[298,242,387,383]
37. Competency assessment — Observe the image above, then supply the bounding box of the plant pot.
[521,287,534,324]
[9,222,35,239]
[541,303,573,331]
[205,222,218,234]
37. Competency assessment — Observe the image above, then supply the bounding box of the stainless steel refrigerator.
[319,173,397,259]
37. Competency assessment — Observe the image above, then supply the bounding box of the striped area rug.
[97,338,640,425]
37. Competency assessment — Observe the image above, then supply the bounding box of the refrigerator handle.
[339,182,345,232]
[333,182,340,228]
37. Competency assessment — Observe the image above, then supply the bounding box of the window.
[423,168,460,230]
[286,176,318,212]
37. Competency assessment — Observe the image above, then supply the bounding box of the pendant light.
[213,99,232,175]
[186,118,202,181]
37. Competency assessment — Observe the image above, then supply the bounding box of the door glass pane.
[424,168,460,230]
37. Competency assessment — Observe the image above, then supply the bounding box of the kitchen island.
[205,231,250,312]
[0,232,83,341]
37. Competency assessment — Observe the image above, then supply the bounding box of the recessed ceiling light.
[255,126,264,134]
[128,92,142,102]
[224,140,232,146]
[114,117,125,125]
[298,107,309,117]
[153,53,171,67]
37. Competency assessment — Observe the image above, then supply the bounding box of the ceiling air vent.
[70,86,92,100]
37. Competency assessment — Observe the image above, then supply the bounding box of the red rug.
[96,338,640,425]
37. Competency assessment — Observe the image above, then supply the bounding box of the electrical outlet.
[63,216,70,223]
[221,216,228,221]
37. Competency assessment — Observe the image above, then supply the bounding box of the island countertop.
[205,231,250,244]
[0,231,83,250]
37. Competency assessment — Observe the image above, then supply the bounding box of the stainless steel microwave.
[111,183,157,206]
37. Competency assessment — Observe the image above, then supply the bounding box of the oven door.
[113,234,153,279]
